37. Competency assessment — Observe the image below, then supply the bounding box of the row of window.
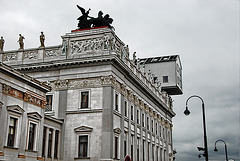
[42,127,60,159]
[114,133,168,161]
[114,93,171,141]
[46,91,90,111]
[6,115,60,159]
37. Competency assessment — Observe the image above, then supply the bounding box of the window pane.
[46,95,53,111]
[79,135,88,157]
[7,117,17,147]
[163,76,168,83]
[54,130,59,159]
[81,91,89,109]
[48,129,53,158]
[28,123,36,150]
[42,127,47,157]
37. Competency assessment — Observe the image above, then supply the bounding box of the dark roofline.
[0,62,51,93]
[140,55,179,64]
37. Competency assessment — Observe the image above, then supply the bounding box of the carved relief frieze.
[2,84,45,108]
[55,79,69,89]
[100,75,114,85]
[3,53,17,61]
[2,84,11,95]
[120,84,127,97]
[24,51,38,59]
[139,100,144,110]
[133,95,139,106]
[128,91,134,102]
[45,49,60,57]
[70,35,119,55]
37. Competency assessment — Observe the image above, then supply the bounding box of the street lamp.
[184,95,208,161]
[214,139,228,161]
[228,158,235,161]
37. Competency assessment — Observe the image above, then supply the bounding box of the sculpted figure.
[0,36,4,51]
[40,32,45,47]
[18,34,25,50]
[77,5,91,29]
[76,5,114,30]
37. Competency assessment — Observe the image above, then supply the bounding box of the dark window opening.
[7,117,17,147]
[163,76,168,83]
[28,123,36,150]
[78,135,88,158]
[81,91,89,109]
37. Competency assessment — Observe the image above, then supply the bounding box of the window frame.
[79,90,91,110]
[5,105,24,149]
[27,122,37,151]
[26,112,42,152]
[78,135,89,158]
[74,126,93,159]
[163,76,169,83]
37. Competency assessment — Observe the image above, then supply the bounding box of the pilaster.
[101,86,113,160]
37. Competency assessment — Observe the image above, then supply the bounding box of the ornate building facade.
[0,26,182,161]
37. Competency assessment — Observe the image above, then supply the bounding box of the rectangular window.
[79,135,88,158]
[142,113,145,127]
[131,106,134,121]
[54,130,59,159]
[163,76,168,83]
[124,101,128,117]
[81,91,89,109]
[42,127,47,157]
[147,117,149,130]
[115,94,119,111]
[137,138,140,161]
[115,136,118,159]
[155,123,158,135]
[137,110,139,124]
[46,95,53,111]
[28,123,36,150]
[124,140,127,157]
[152,120,154,132]
[159,126,162,138]
[131,135,134,160]
[7,117,17,147]
[48,129,53,158]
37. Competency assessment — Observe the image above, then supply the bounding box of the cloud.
[0,0,239,161]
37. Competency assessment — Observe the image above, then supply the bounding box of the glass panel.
[81,92,89,108]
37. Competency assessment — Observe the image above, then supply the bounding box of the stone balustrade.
[0,27,172,110]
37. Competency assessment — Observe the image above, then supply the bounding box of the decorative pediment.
[113,128,122,134]
[27,112,42,120]
[7,105,25,114]
[74,125,93,133]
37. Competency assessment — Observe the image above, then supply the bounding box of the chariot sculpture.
[76,5,114,30]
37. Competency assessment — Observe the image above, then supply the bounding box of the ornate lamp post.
[184,95,208,161]
[228,158,235,161]
[214,139,228,161]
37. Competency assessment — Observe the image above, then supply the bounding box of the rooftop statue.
[18,34,25,50]
[0,36,4,51]
[76,5,114,30]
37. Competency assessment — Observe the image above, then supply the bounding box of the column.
[58,90,67,160]
[101,86,113,160]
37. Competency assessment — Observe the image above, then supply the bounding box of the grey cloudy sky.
[0,0,239,160]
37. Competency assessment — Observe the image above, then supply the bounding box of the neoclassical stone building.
[0,26,182,161]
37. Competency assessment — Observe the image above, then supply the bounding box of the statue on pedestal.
[40,32,45,47]
[18,34,25,50]
[76,5,114,30]
[0,36,4,51]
